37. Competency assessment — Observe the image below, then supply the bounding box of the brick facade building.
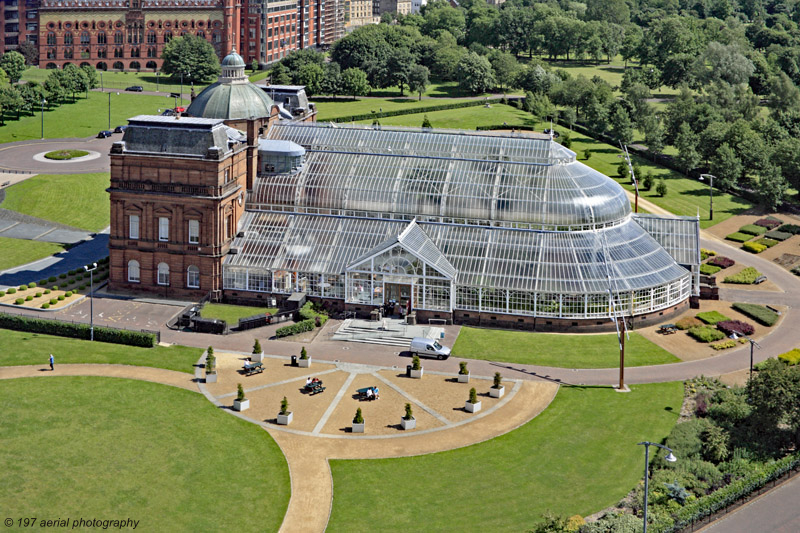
[1,0,40,54]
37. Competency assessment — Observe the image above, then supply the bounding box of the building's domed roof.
[187,48,274,121]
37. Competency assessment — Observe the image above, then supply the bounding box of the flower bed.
[700,248,717,260]
[739,224,768,236]
[696,311,730,325]
[778,349,800,365]
[699,263,721,275]
[765,230,792,241]
[754,237,778,248]
[44,149,89,160]
[742,241,767,254]
[688,325,726,343]
[716,319,755,336]
[725,232,752,243]
[724,267,762,284]
[777,224,800,235]
[732,303,779,326]
[675,317,703,330]
[754,217,782,229]
[707,256,735,268]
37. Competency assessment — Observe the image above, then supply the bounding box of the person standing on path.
[49,353,54,371]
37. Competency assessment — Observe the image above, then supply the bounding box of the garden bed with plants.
[275,301,330,340]
[0,258,109,310]
[43,149,89,160]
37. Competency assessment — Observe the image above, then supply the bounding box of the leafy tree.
[702,425,730,463]
[385,48,415,95]
[693,42,755,86]
[515,64,557,95]
[431,44,466,81]
[642,172,654,191]
[709,143,743,190]
[282,48,324,75]
[748,358,800,450]
[81,64,100,90]
[585,0,629,24]
[407,64,430,101]
[559,131,572,149]
[771,137,800,191]
[0,51,27,83]
[610,104,634,145]
[421,0,466,43]
[0,85,24,119]
[0,68,8,88]
[251,59,259,72]
[675,122,701,175]
[270,63,291,85]
[422,114,432,128]
[18,81,43,116]
[643,115,665,158]
[61,64,89,102]
[757,165,789,211]
[321,62,342,97]
[330,24,393,73]
[527,93,554,125]
[656,178,668,197]
[768,72,800,113]
[341,67,370,100]
[17,41,39,66]
[488,50,518,93]
[295,62,324,95]
[43,70,66,104]
[456,52,495,95]
[160,34,220,83]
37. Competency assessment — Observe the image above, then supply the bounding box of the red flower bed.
[717,320,755,336]
[708,256,735,268]
[754,218,781,229]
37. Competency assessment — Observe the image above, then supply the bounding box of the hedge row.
[699,263,721,275]
[725,232,752,243]
[724,267,763,284]
[661,453,800,533]
[765,230,792,241]
[777,224,800,234]
[696,311,730,325]
[298,301,329,327]
[740,224,767,236]
[733,303,779,326]
[743,241,767,254]
[275,318,315,338]
[330,98,506,123]
[0,313,155,347]
[778,349,800,365]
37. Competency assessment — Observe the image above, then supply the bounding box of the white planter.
[465,400,482,413]
[277,412,293,425]
[352,422,365,433]
[250,352,264,363]
[298,358,311,368]
[409,368,423,379]
[400,417,416,430]
[489,385,505,398]
[458,372,470,383]
[205,372,217,383]
[233,398,250,412]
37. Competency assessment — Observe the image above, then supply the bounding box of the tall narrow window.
[127,260,140,282]
[187,265,200,288]
[158,217,169,241]
[188,219,199,244]
[129,215,139,239]
[157,262,170,286]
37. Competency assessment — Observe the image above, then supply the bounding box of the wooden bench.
[659,324,678,335]
[242,362,264,376]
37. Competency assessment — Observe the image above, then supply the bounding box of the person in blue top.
[49,353,54,371]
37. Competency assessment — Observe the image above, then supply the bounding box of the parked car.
[97,130,113,138]
[125,86,144,92]
[174,106,185,113]
[409,337,451,360]
[160,108,176,116]
[169,92,181,98]
[113,125,127,133]
[543,128,560,138]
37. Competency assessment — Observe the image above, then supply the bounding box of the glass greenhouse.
[223,124,699,321]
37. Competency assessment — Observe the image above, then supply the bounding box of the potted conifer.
[409,354,423,378]
[400,402,416,430]
[465,387,481,413]
[457,361,470,383]
[277,396,293,425]
[298,346,311,368]
[205,346,217,383]
[352,407,365,433]
[251,338,264,363]
[489,372,505,398]
[233,383,249,411]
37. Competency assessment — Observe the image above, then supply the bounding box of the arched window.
[147,47,157,58]
[157,263,170,286]
[64,48,74,59]
[97,61,108,71]
[196,30,205,39]
[130,61,140,70]
[114,48,124,58]
[128,260,140,283]
[64,32,73,45]
[113,61,124,70]
[46,32,56,45]
[97,32,106,45]
[81,49,90,59]
[97,48,107,58]
[130,47,140,57]
[47,49,56,59]
[114,31,124,45]
[80,31,90,45]
[147,31,156,44]
[163,31,172,42]
[212,30,221,43]
[187,266,200,288]
[146,60,157,70]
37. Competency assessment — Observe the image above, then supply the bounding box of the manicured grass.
[452,327,679,368]
[357,103,535,130]
[1,173,110,231]
[314,96,477,121]
[0,377,290,531]
[0,91,172,142]
[200,303,278,324]
[44,149,89,160]
[21,67,213,93]
[328,382,682,531]
[0,237,65,272]
[0,329,201,373]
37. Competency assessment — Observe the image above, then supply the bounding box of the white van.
[409,337,451,360]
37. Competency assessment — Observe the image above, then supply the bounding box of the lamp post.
[730,331,761,390]
[156,71,160,92]
[100,71,104,92]
[180,71,184,106]
[699,174,715,221]
[638,441,677,533]
[40,98,47,139]
[84,262,98,341]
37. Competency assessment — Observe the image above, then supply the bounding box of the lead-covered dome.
[187,48,274,121]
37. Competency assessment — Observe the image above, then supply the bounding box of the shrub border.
[0,312,156,348]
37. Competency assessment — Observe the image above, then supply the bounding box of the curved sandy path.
[0,364,199,391]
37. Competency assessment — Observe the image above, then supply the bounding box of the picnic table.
[242,361,264,376]
[304,380,326,395]
[659,324,677,335]
[357,387,379,400]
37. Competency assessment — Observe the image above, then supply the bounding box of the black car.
[97,130,113,138]
[114,125,128,133]
[543,128,560,138]
[160,108,177,116]
[125,86,144,92]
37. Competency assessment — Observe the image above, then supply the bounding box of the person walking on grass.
[49,353,54,371]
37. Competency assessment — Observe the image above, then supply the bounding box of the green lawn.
[0,377,290,531]
[21,67,214,94]
[452,327,679,368]
[357,103,535,130]
[1,173,110,231]
[0,92,173,142]
[0,329,201,373]
[315,96,476,121]
[328,382,682,531]
[364,80,523,99]
[200,303,278,324]
[0,237,65,272]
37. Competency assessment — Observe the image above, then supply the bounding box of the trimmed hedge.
[15,298,24,305]
[700,263,721,275]
[688,326,726,343]
[676,317,703,330]
[275,318,315,338]
[298,301,329,327]
[710,339,740,351]
[716,320,755,336]
[0,313,156,347]
[329,98,505,123]
[724,267,762,284]
[765,230,792,241]
[708,256,735,268]
[725,232,752,243]
[696,311,730,325]
[739,224,767,236]
[778,349,800,365]
[733,303,779,326]
[742,241,767,254]
[777,224,800,235]
[754,237,778,248]
[754,218,781,229]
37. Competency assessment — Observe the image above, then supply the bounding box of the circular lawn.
[0,377,290,531]
[44,149,89,160]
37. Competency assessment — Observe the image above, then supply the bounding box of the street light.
[699,174,715,221]
[638,441,677,533]
[40,98,47,139]
[85,262,98,341]
[108,91,119,130]
[730,330,761,387]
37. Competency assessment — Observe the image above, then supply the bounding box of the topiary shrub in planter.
[458,361,470,383]
[465,387,481,413]
[233,383,249,411]
[251,338,264,363]
[688,326,726,343]
[410,354,423,378]
[490,371,505,398]
[298,345,311,367]
[716,320,755,337]
[400,403,416,430]
[352,407,365,433]
[277,396,293,425]
[205,346,217,383]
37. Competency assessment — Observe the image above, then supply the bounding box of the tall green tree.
[81,64,100,90]
[488,50,518,93]
[407,64,430,101]
[610,104,634,145]
[341,68,370,100]
[270,63,291,85]
[757,165,789,211]
[709,143,743,190]
[61,64,89,102]
[295,63,324,95]
[643,115,665,158]
[43,70,66,104]
[321,63,342,97]
[0,85,24,119]
[0,51,27,83]
[17,41,39,66]
[160,34,220,83]
[385,48,415,95]
[675,122,701,175]
[456,52,495,94]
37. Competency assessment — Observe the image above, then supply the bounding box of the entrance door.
[384,283,411,315]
